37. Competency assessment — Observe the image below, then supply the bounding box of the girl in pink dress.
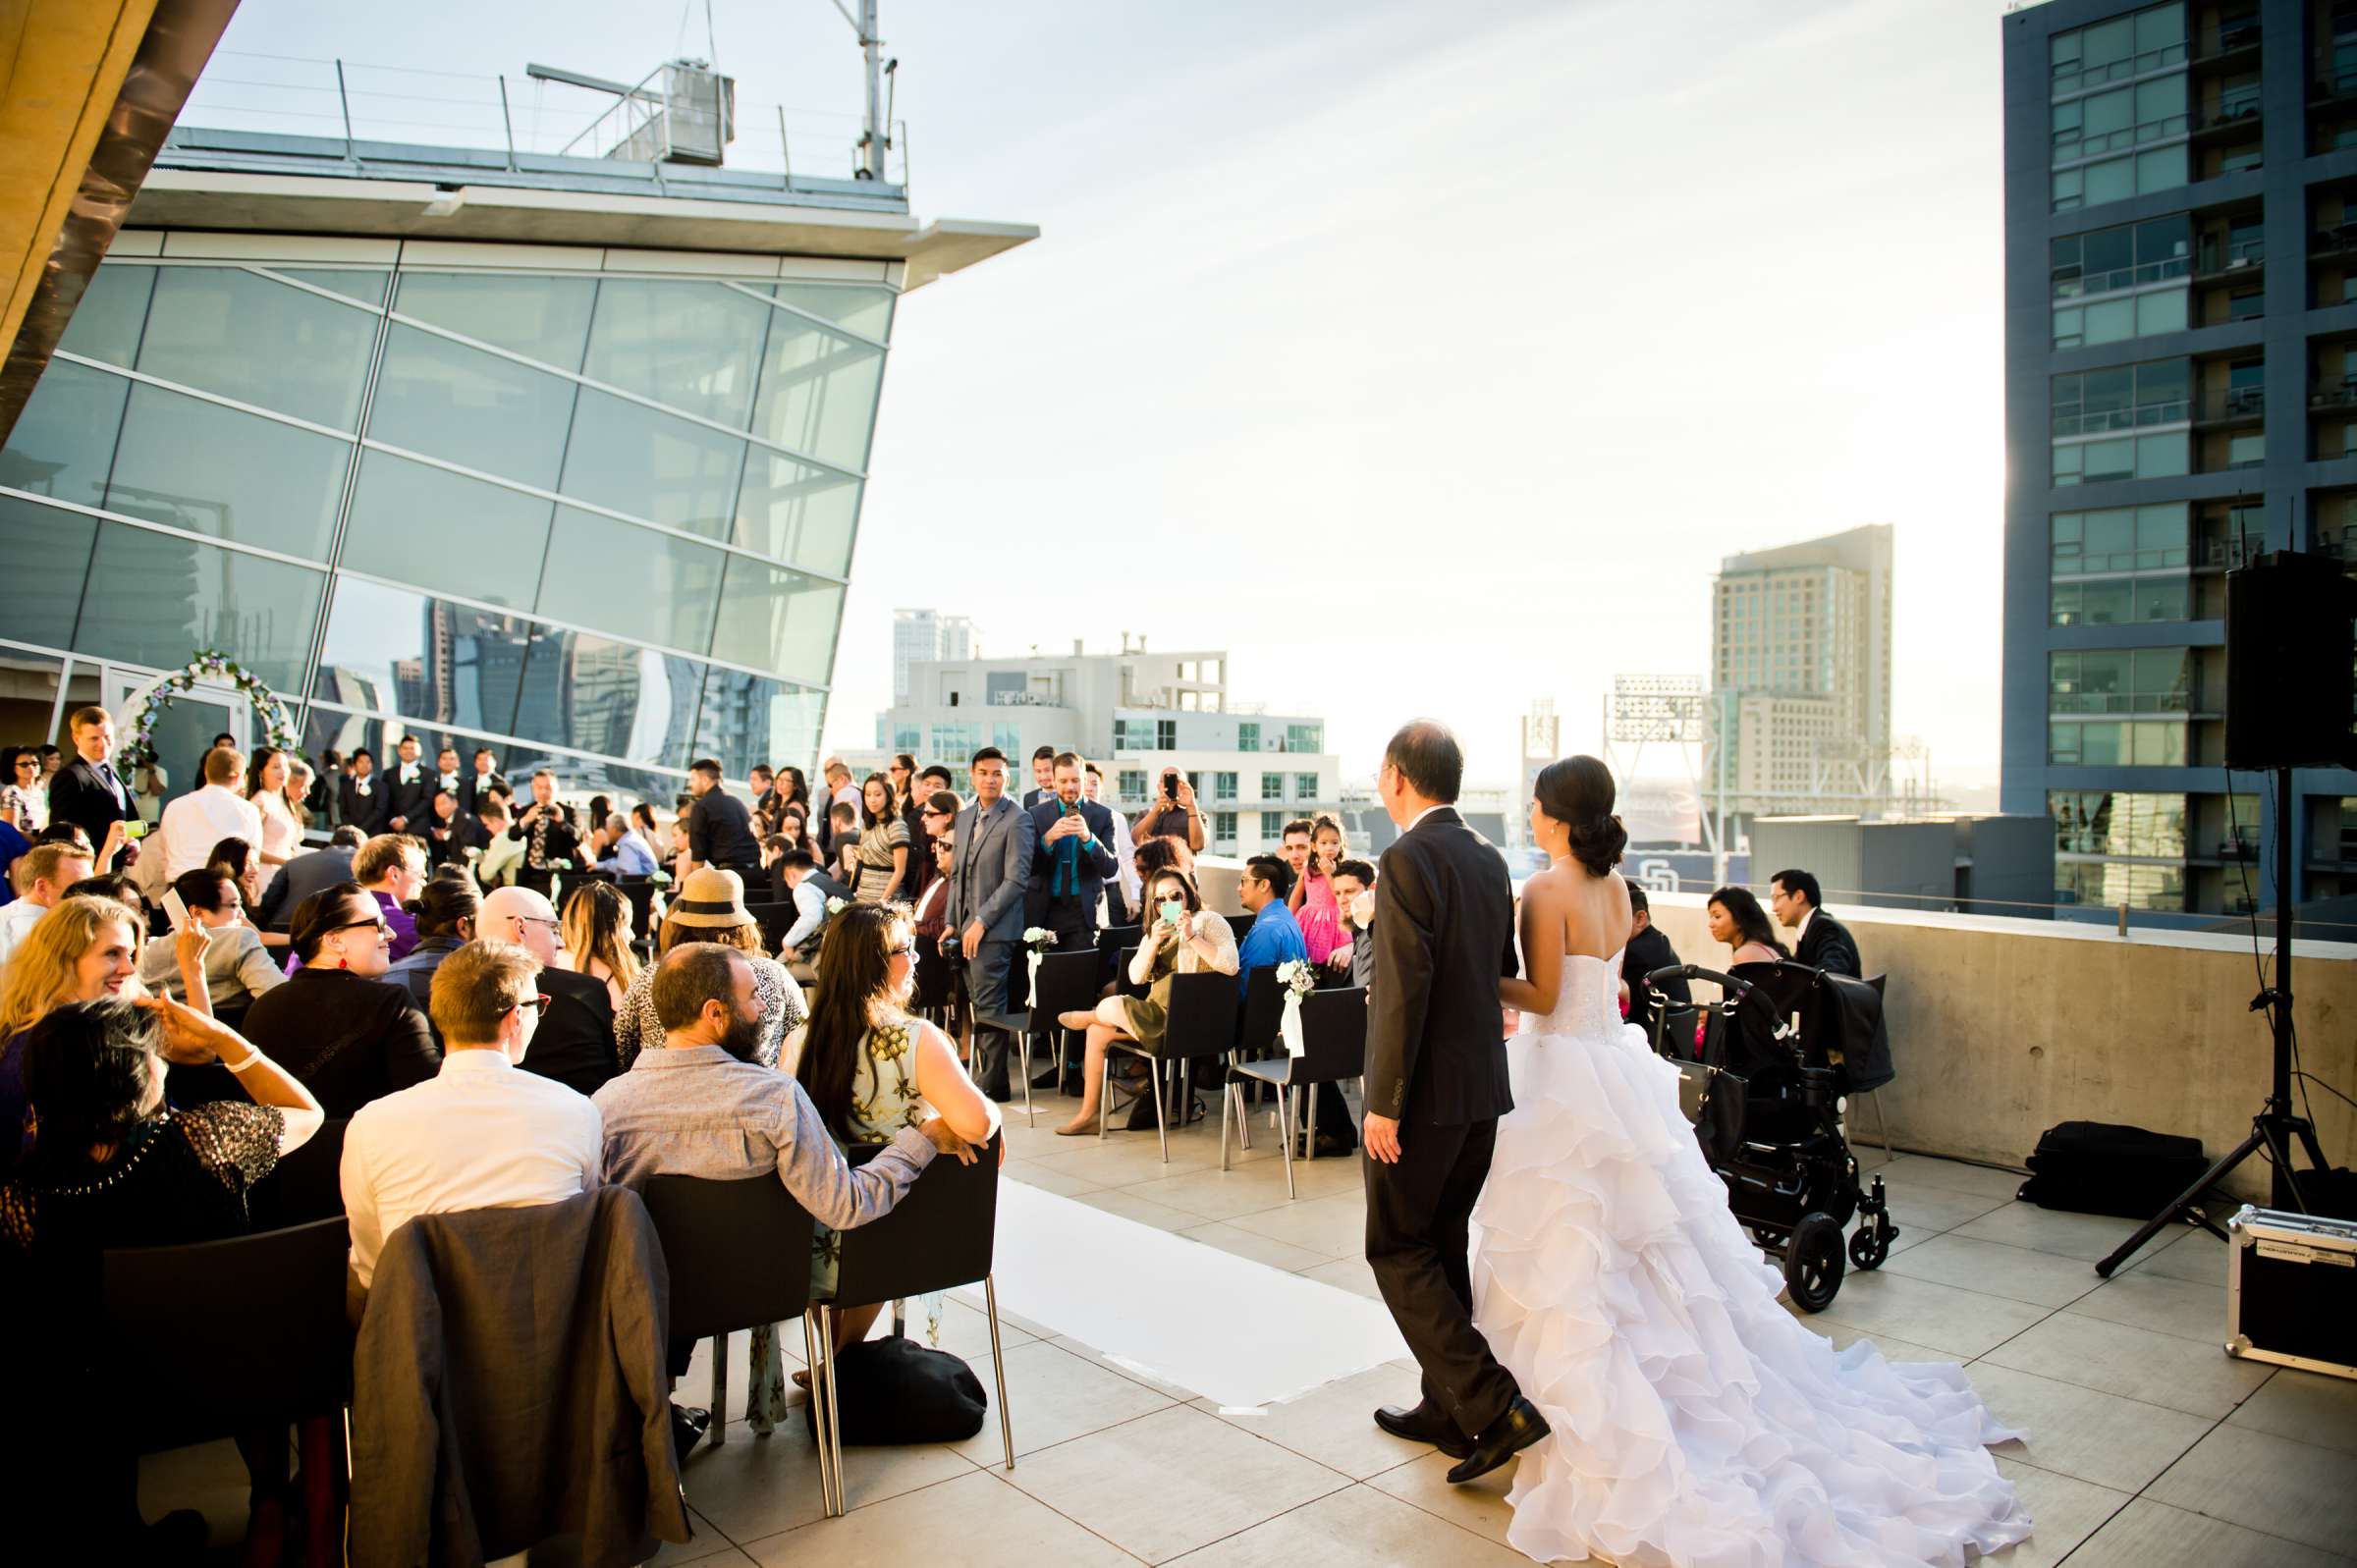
[1288,813,1347,964]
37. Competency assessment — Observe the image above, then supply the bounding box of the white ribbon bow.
[1280,990,1305,1057]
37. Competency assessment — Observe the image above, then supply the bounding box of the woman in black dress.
[239,883,439,1117]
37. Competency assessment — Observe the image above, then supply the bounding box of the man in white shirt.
[0,842,94,965]
[339,938,600,1291]
[158,746,263,878]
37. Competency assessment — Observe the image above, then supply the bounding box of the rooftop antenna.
[826,0,893,181]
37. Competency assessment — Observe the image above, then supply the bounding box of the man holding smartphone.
[1131,765,1205,853]
[1023,753,1119,1090]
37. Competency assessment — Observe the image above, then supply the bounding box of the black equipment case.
[2226,1207,2357,1381]
[2016,1121,2210,1220]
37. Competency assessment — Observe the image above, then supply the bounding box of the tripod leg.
[2097,1125,2265,1276]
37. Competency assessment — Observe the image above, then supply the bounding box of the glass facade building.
[0,241,891,802]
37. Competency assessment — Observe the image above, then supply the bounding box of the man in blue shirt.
[1236,853,1307,974]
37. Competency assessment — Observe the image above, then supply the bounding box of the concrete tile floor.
[139,1095,2357,1564]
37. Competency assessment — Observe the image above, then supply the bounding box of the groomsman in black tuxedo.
[458,746,508,823]
[339,748,386,835]
[385,734,432,834]
[1770,868,1860,977]
[46,706,134,852]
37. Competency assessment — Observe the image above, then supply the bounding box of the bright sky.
[205,0,2009,789]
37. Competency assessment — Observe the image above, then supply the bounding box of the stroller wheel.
[1848,1225,1890,1271]
[1783,1213,1845,1312]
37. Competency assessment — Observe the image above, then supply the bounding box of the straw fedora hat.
[665,865,753,929]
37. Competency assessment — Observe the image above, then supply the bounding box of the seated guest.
[308,749,342,824]
[474,797,524,890]
[481,885,620,1096]
[683,757,761,880]
[280,758,317,843]
[1770,867,1860,977]
[204,835,289,953]
[416,788,466,870]
[1706,885,1786,966]
[0,816,27,907]
[259,824,365,927]
[244,885,439,1117]
[613,868,803,1071]
[786,903,999,1352]
[852,773,910,903]
[1236,853,1308,974]
[0,841,94,966]
[1618,884,1692,1035]
[339,940,600,1292]
[1050,866,1235,1137]
[827,801,861,887]
[0,895,152,1174]
[338,747,385,835]
[62,871,141,908]
[909,833,962,1047]
[1329,857,1378,990]
[1132,834,1180,899]
[629,801,666,864]
[1,994,322,1560]
[159,746,261,879]
[759,833,794,901]
[353,833,427,963]
[384,878,479,1025]
[561,881,639,1012]
[596,811,659,878]
[137,870,287,1012]
[774,847,852,980]
[598,941,974,1443]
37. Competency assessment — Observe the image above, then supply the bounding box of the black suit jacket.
[1622,923,1692,1040]
[340,775,386,835]
[384,765,433,832]
[1022,797,1119,926]
[258,845,356,926]
[518,966,618,1098]
[1797,910,1861,978]
[47,757,131,850]
[1366,808,1518,1126]
[457,769,509,822]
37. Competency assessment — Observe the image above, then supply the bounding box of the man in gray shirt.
[591,943,974,1451]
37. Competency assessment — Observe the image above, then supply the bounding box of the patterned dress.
[854,818,909,903]
[613,950,804,1072]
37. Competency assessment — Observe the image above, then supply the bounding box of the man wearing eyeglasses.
[481,885,621,1097]
[341,939,603,1293]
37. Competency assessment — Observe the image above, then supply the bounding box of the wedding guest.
[1769,868,1860,978]
[247,747,301,869]
[45,708,134,853]
[308,749,342,825]
[1025,752,1117,950]
[280,759,316,840]
[432,745,464,807]
[562,881,640,1012]
[338,940,599,1292]
[786,902,998,1348]
[1706,885,1786,966]
[1021,745,1058,811]
[243,884,438,1117]
[158,747,261,880]
[1281,815,1346,965]
[130,757,168,832]
[351,834,426,963]
[612,868,804,1072]
[36,743,61,787]
[1132,765,1205,853]
[416,788,466,870]
[136,869,287,1012]
[258,825,363,927]
[1236,853,1308,975]
[780,766,813,817]
[338,748,384,836]
[629,801,666,864]
[2,747,45,833]
[596,812,659,878]
[384,734,431,835]
[1083,762,1137,924]
[749,764,783,821]
[0,818,26,907]
[888,753,930,902]
[510,771,581,895]
[684,758,761,880]
[0,895,152,1173]
[1050,866,1235,1137]
[851,774,909,903]
[458,746,507,823]
[479,885,619,1097]
[774,848,850,978]
[1330,857,1378,988]
[1619,885,1691,1034]
[384,877,478,1023]
[474,797,524,890]
[0,843,93,967]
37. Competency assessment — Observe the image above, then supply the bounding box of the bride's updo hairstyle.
[1533,755,1628,878]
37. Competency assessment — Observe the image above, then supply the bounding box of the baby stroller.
[1641,960,1897,1312]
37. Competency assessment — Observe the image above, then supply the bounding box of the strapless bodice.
[1524,948,1629,1041]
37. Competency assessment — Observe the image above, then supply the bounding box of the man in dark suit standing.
[46,706,134,852]
[945,746,1036,1101]
[1770,868,1860,977]
[384,734,432,835]
[457,746,507,824]
[339,748,386,835]
[1024,751,1119,1088]
[1361,721,1547,1485]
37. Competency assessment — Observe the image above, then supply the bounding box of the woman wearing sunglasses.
[237,882,439,1118]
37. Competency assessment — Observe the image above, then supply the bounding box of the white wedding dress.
[1468,949,2033,1568]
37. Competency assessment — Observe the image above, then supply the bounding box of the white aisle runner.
[982,1179,1409,1410]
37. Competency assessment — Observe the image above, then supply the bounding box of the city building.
[891,607,976,703]
[2000,0,2357,921]
[0,65,1033,806]
[1748,814,2056,920]
[878,640,1337,853]
[1704,523,1896,829]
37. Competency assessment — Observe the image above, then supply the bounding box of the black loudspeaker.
[2223,551,2357,771]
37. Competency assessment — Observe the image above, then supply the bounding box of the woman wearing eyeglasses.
[237,883,439,1118]
[1,746,46,834]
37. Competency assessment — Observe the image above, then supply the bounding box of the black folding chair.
[638,1173,835,1503]
[1026,948,1103,1108]
[1101,970,1238,1162]
[1230,965,1287,1126]
[614,877,658,941]
[250,1116,349,1229]
[820,1135,1013,1493]
[742,900,796,956]
[1096,924,1141,989]
[1225,986,1367,1198]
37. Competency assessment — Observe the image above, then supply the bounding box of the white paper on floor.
[979,1179,1410,1410]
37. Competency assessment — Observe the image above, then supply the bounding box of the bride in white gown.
[1468,757,2032,1568]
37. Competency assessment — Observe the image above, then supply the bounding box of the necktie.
[97,763,122,805]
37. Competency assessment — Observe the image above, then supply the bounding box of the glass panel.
[135,267,376,429]
[2136,576,2190,620]
[581,279,769,428]
[2134,357,2187,410]
[709,555,845,681]
[2131,721,2185,765]
[2081,580,2132,623]
[510,629,701,767]
[2082,226,2132,279]
[367,323,578,490]
[2134,4,2182,53]
[58,263,155,366]
[734,450,860,574]
[2132,75,2183,126]
[557,388,744,539]
[2085,86,2133,138]
[2136,431,2188,476]
[391,272,596,371]
[2084,297,2135,344]
[2080,721,2125,765]
[536,507,725,653]
[2086,508,2136,557]
[2135,144,2185,194]
[337,450,553,608]
[750,314,884,472]
[2083,436,2135,481]
[278,268,389,307]
[310,574,533,734]
[693,667,825,778]
[104,381,349,558]
[74,521,324,691]
[0,357,128,505]
[2135,289,2186,334]
[2086,156,2135,206]
[0,495,97,649]
[2082,17,2133,69]
[770,282,895,341]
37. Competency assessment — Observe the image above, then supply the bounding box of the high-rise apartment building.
[2001,0,2357,919]
[892,608,977,702]
[1705,524,1894,824]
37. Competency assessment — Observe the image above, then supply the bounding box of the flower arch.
[116,649,302,773]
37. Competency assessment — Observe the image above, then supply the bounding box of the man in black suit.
[1019,745,1059,811]
[1361,721,1547,1485]
[339,748,386,835]
[683,757,761,878]
[1620,884,1693,1045]
[46,705,134,852]
[384,734,432,835]
[1770,868,1860,977]
[258,826,365,926]
[481,885,619,1096]
[457,746,508,823]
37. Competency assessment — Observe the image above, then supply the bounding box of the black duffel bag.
[808,1331,987,1444]
[2017,1120,2209,1219]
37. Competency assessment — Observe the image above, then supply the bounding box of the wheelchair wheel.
[1783,1213,1844,1312]
[1848,1225,1890,1271]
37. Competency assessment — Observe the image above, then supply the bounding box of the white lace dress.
[1468,950,2032,1568]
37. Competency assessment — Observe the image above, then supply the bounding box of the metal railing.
[2197,95,2262,131]
[2196,385,2265,420]
[2196,236,2264,274]
[2048,691,2195,715]
[2054,255,2190,300]
[2052,399,2191,437]
[2192,23,2261,62]
[2311,379,2357,409]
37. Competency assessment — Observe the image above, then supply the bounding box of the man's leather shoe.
[1373,1401,1470,1459]
[1446,1397,1549,1484]
[981,1075,1013,1103]
[670,1403,712,1461]
[1030,1065,1065,1092]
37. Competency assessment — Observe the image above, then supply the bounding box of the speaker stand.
[2097,765,2331,1277]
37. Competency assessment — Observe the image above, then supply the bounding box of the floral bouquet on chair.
[1275,959,1315,1056]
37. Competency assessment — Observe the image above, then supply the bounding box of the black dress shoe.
[1373,1401,1470,1459]
[1030,1065,1065,1091]
[981,1075,1013,1103]
[1446,1396,1549,1485]
[670,1403,712,1461]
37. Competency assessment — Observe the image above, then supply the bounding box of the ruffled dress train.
[1467,953,2032,1568]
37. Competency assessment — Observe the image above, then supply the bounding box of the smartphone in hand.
[162,886,190,932]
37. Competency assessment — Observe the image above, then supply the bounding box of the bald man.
[480,885,619,1096]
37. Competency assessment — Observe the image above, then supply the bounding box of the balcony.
[2193,236,2263,279]
[2193,94,2261,137]
[2193,384,2264,425]
[2308,221,2357,259]
[2198,532,2264,569]
[2310,377,2357,411]
[2192,22,2261,67]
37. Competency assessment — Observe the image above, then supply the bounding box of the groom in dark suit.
[1770,868,1860,977]
[47,706,134,851]
[1362,721,1548,1484]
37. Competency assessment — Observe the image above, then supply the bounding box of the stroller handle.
[1645,962,1747,995]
